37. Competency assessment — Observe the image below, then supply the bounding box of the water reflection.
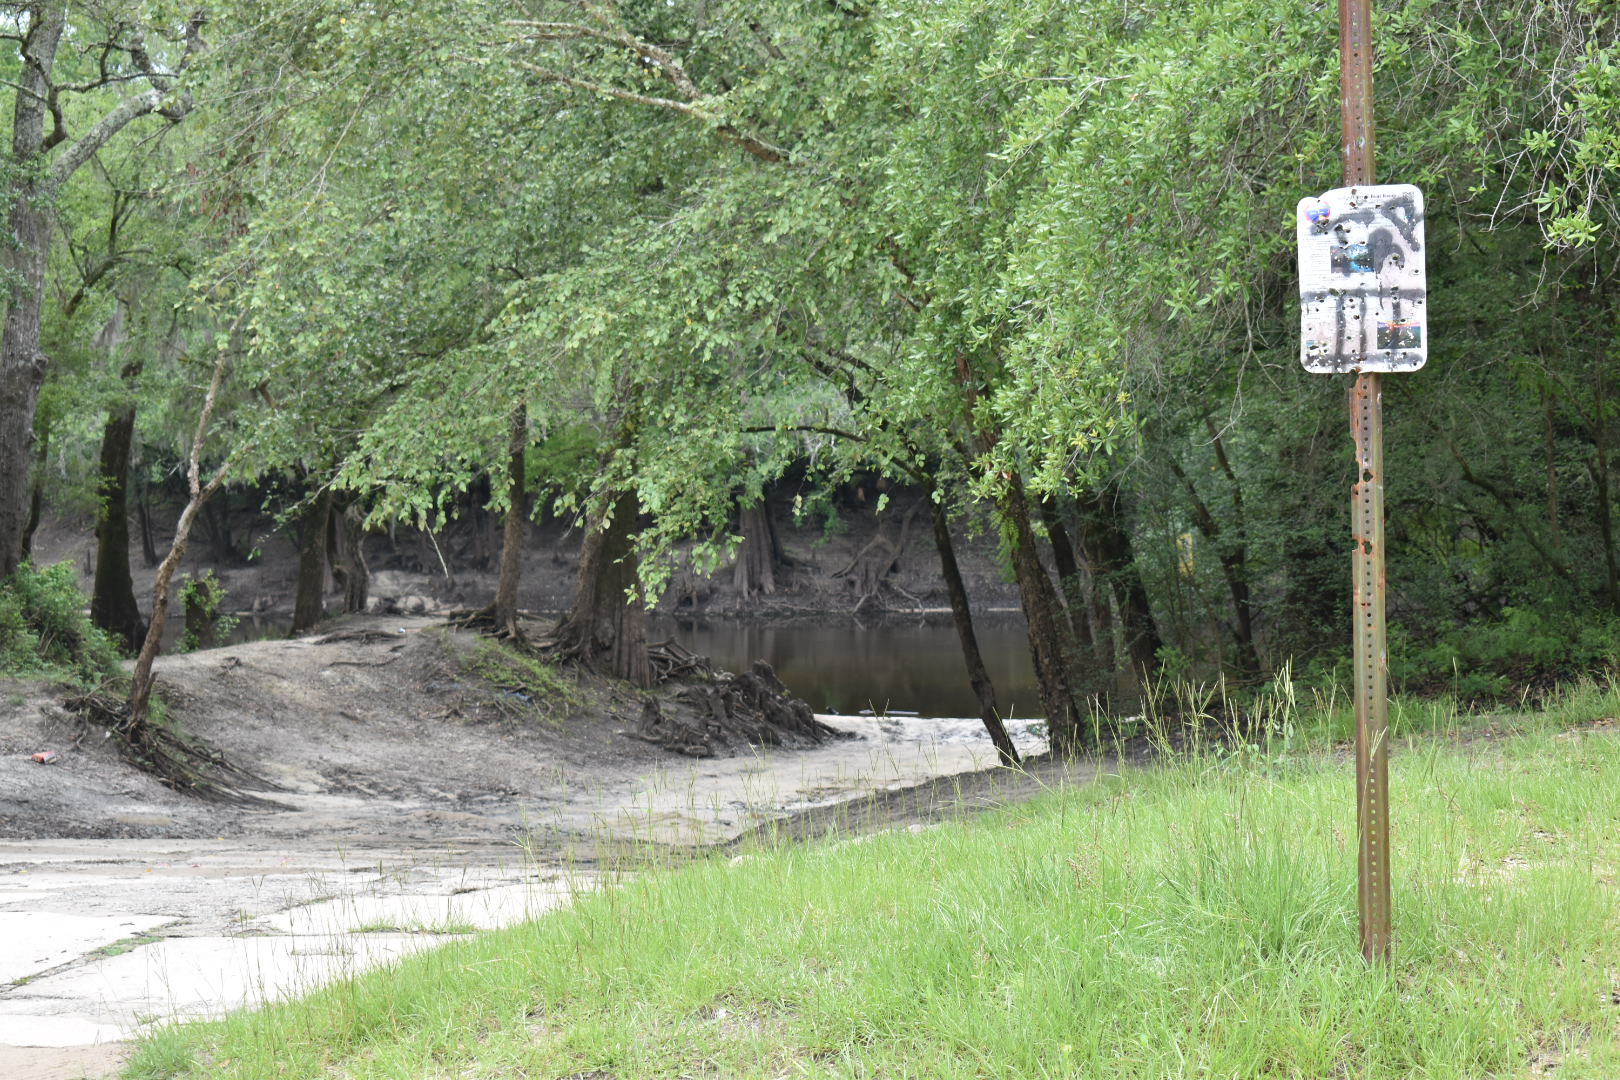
[648,614,1042,719]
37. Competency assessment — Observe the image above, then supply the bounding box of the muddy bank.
[3,617,883,842]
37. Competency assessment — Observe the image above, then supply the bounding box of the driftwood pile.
[631,657,844,758]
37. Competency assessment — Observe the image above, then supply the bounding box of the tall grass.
[129,690,1620,1079]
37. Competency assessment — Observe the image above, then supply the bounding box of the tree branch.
[506,19,702,99]
[46,87,164,191]
[742,423,866,442]
[506,57,703,118]
[503,58,789,163]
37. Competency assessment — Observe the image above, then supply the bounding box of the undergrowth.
[0,560,121,685]
[1292,607,1620,704]
[176,570,237,653]
[1392,607,1620,700]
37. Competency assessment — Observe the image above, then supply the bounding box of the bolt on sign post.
[1296,0,1428,964]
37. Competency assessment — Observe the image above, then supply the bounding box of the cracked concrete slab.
[4,932,453,1028]
[0,912,173,985]
[0,844,581,1080]
[261,879,577,936]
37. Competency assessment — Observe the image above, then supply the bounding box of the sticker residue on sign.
[1298,184,1426,374]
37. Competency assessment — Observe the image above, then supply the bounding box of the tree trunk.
[1001,476,1086,753]
[290,487,331,635]
[492,403,527,634]
[21,421,48,561]
[1037,498,1100,667]
[1,5,187,575]
[732,500,778,597]
[0,1,58,573]
[328,500,369,614]
[554,488,651,687]
[128,341,233,728]
[1202,418,1260,676]
[90,398,146,652]
[0,174,54,578]
[949,350,1084,750]
[1168,440,1261,680]
[137,490,160,567]
[202,497,240,564]
[129,501,200,726]
[1075,480,1162,681]
[930,494,1019,767]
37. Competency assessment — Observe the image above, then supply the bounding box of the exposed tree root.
[312,627,411,646]
[65,688,281,806]
[647,637,709,682]
[633,659,847,758]
[441,617,843,759]
[445,606,531,642]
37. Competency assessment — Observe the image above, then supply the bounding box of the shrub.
[177,570,237,653]
[0,561,121,684]
[1390,606,1620,701]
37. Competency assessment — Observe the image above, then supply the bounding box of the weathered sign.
[1297,183,1426,374]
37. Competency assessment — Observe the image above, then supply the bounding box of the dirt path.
[1,619,1085,1078]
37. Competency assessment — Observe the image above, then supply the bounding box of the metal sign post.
[1295,0,1428,964]
[1340,0,1391,970]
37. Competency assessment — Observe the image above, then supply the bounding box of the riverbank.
[29,482,1021,630]
[0,616,1050,844]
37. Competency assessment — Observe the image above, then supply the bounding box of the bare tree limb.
[505,18,702,99]
[46,87,166,191]
[41,10,204,189]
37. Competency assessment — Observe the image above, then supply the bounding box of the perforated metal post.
[1341,0,1392,964]
[1350,376,1391,963]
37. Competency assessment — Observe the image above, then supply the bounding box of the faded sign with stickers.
[1297,184,1426,373]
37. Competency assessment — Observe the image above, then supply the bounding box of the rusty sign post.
[1295,0,1428,965]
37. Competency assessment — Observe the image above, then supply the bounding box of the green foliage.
[1392,607,1620,701]
[0,562,120,684]
[176,571,237,654]
[525,426,600,509]
[17,0,1620,703]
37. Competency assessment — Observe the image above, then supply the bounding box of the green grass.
[459,635,580,724]
[127,691,1620,1079]
[92,933,164,960]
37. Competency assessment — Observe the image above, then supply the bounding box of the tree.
[0,4,203,577]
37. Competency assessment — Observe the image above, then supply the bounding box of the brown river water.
[649,614,1043,719]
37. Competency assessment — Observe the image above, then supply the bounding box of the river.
[646,613,1041,719]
